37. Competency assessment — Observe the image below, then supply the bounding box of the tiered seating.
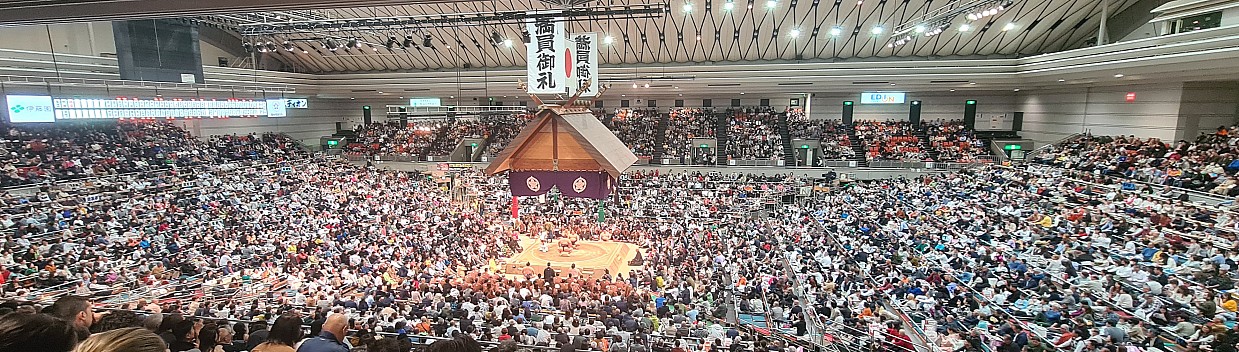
[483,114,533,157]
[922,120,986,162]
[347,121,440,157]
[608,108,660,157]
[663,108,716,163]
[209,132,309,161]
[425,120,488,156]
[786,118,855,165]
[723,108,783,161]
[853,121,926,161]
[1033,128,1239,193]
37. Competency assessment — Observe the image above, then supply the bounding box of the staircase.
[652,113,669,161]
[715,112,730,165]
[914,124,939,162]
[844,125,869,167]
[777,113,796,167]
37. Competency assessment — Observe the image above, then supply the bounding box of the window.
[621,100,630,107]
[1174,11,1221,34]
[703,99,712,107]
[731,99,741,107]
[647,99,657,108]
[674,99,684,107]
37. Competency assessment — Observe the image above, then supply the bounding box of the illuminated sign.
[1125,92,1136,103]
[266,99,287,117]
[285,99,308,108]
[860,92,906,104]
[1003,144,1023,150]
[6,95,56,123]
[409,98,442,107]
[52,98,267,119]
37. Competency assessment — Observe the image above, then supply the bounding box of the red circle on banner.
[565,48,573,79]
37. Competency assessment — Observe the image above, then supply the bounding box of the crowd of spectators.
[424,120,489,157]
[0,121,822,352]
[722,108,782,161]
[1033,127,1239,195]
[348,122,441,158]
[484,115,533,158]
[785,117,855,165]
[853,121,927,162]
[662,108,716,164]
[922,120,987,162]
[607,109,660,158]
[789,164,1238,352]
[209,133,309,161]
[1,121,303,188]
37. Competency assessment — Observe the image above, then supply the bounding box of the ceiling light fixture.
[1003,23,1016,31]
[724,1,735,10]
[1114,73,1125,78]
[604,35,614,44]
[871,25,884,35]
[789,28,801,37]
[683,3,693,12]
[914,25,926,33]
[503,39,513,47]
[830,26,843,36]
[766,0,778,9]
[959,23,972,31]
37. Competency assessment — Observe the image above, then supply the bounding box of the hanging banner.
[525,11,567,94]
[570,32,599,97]
[508,171,613,199]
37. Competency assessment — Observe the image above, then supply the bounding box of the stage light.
[789,28,801,37]
[766,0,777,8]
[403,35,414,48]
[1003,23,1016,31]
[326,39,339,51]
[830,26,843,36]
[959,23,972,32]
[347,38,359,48]
[503,39,513,47]
[386,36,398,49]
[423,35,433,47]
[604,35,614,44]
[871,25,884,35]
[914,25,926,33]
[683,3,693,13]
[283,41,295,51]
[724,1,735,10]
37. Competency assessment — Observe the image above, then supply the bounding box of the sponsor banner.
[570,32,599,97]
[525,11,567,94]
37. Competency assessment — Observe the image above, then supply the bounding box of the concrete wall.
[1177,82,1239,140]
[177,97,365,143]
[0,23,115,57]
[809,91,1018,124]
[1016,84,1187,145]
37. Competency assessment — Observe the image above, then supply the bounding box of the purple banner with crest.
[509,171,613,199]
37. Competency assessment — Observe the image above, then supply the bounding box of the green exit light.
[1003,144,1022,150]
[363,105,371,110]
[843,101,854,106]
[801,145,811,149]
[699,144,709,148]
[966,100,977,105]
[327,140,339,146]
[470,142,478,147]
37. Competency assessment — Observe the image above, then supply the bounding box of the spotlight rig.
[892,0,1016,37]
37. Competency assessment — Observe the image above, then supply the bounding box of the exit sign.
[1003,144,1022,150]
[966,100,977,105]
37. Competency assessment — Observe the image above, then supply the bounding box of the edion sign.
[860,92,906,104]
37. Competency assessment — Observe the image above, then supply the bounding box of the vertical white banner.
[570,32,599,97]
[526,11,567,94]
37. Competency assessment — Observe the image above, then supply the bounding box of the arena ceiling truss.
[204,0,1143,73]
